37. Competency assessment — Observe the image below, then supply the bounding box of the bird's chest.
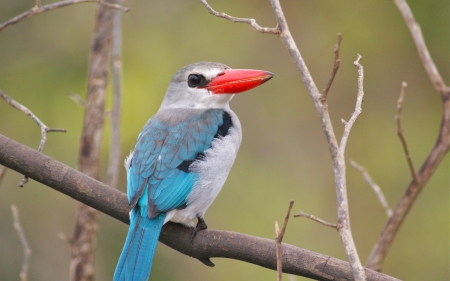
[167,114,242,225]
[188,124,241,202]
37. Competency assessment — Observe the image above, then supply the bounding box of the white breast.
[165,109,242,226]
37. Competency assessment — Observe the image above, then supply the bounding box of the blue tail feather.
[114,208,166,281]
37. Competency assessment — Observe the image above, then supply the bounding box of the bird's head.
[160,62,274,109]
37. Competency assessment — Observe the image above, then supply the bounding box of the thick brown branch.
[105,1,124,189]
[70,1,116,279]
[0,134,399,281]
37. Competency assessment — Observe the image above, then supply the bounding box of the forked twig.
[200,0,280,34]
[0,0,96,33]
[0,90,66,186]
[0,0,129,33]
[275,200,294,281]
[340,54,364,152]
[349,160,392,218]
[11,205,32,281]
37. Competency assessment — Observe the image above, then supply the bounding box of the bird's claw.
[191,216,208,243]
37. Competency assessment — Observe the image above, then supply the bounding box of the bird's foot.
[191,216,207,243]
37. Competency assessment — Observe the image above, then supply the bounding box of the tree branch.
[321,33,342,100]
[69,0,116,279]
[0,133,400,281]
[105,0,124,189]
[275,201,294,281]
[0,0,97,33]
[393,0,449,96]
[395,82,418,184]
[349,160,392,218]
[0,165,7,186]
[0,89,66,186]
[201,1,367,279]
[365,0,450,271]
[294,211,337,229]
[199,0,280,34]
[11,205,32,281]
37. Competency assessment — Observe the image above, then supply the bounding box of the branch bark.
[0,133,400,281]
[105,0,124,189]
[70,1,116,280]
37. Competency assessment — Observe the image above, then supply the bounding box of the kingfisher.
[114,62,274,281]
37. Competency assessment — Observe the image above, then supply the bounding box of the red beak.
[203,69,274,94]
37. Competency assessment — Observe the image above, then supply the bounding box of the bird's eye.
[188,74,206,88]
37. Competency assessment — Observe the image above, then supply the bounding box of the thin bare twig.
[98,0,130,12]
[0,90,67,186]
[275,221,281,281]
[321,34,342,100]
[395,82,419,184]
[68,93,86,107]
[349,160,392,218]
[275,200,294,281]
[340,54,364,153]
[294,211,337,229]
[11,205,32,281]
[0,0,97,33]
[0,165,7,186]
[0,90,67,153]
[200,0,280,34]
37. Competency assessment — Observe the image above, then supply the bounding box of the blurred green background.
[0,0,448,280]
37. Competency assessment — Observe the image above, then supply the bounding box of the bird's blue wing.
[127,108,225,217]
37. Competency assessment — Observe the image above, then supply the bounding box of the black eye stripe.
[188,74,208,88]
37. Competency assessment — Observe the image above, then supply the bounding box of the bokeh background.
[0,0,448,280]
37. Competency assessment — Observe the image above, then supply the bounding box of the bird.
[113,62,274,281]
